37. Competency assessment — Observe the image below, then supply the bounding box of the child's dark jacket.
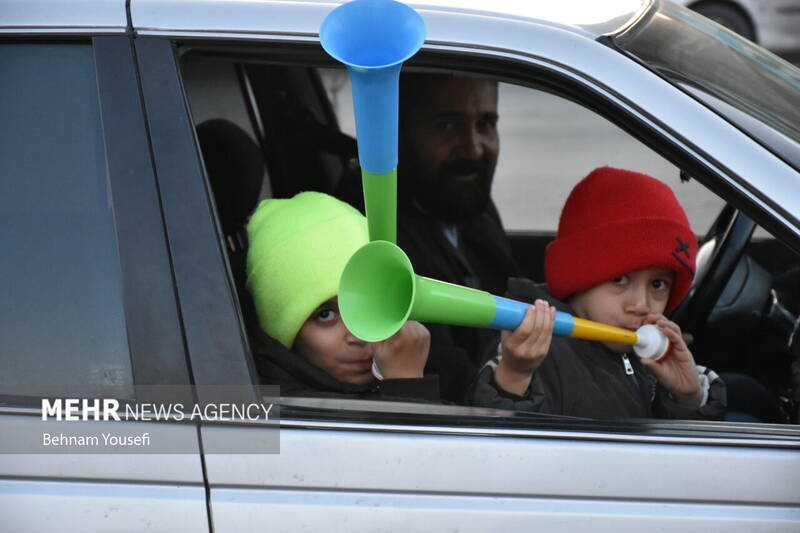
[252,330,440,402]
[470,278,726,420]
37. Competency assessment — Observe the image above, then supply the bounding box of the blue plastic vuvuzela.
[320,0,426,175]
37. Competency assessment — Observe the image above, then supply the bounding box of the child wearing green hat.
[246,191,439,400]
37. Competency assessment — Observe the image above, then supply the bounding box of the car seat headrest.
[197,119,265,239]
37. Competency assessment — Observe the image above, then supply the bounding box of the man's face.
[400,76,499,222]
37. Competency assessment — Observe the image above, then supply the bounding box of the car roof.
[0,0,128,34]
[405,0,651,37]
[1,0,652,39]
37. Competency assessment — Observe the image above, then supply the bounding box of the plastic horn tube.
[339,240,670,359]
[493,296,669,359]
[319,0,426,243]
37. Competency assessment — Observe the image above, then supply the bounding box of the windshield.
[614,0,800,170]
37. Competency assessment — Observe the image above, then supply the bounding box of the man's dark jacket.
[335,169,519,403]
[397,204,519,403]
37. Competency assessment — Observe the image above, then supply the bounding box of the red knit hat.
[545,167,697,313]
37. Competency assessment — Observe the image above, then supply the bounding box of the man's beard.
[408,157,494,223]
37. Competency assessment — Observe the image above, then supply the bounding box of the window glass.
[691,222,800,424]
[0,44,132,397]
[320,69,356,138]
[198,59,796,426]
[492,83,723,233]
[319,70,723,234]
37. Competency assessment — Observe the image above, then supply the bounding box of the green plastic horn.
[339,241,497,342]
[339,240,670,359]
[325,0,669,360]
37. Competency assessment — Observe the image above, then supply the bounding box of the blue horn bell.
[320,0,426,243]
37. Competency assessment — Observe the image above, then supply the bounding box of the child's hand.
[639,314,703,407]
[494,299,556,396]
[372,320,430,379]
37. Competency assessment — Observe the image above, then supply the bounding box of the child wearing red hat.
[471,167,726,419]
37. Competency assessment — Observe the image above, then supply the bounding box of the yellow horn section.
[570,317,638,345]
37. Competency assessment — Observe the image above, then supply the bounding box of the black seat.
[197,118,265,335]
[197,118,265,250]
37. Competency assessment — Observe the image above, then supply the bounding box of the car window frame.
[135,36,261,406]
[145,35,800,441]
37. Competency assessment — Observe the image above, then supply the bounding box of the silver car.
[1,0,799,531]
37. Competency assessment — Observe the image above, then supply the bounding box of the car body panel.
[1,480,208,533]
[0,412,208,532]
[0,0,127,34]
[210,488,799,532]
[204,423,800,504]
[0,413,204,481]
[202,419,800,531]
[131,0,649,38]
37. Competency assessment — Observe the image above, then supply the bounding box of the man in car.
[337,72,519,402]
[396,73,517,297]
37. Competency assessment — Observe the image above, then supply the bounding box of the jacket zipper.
[621,353,635,375]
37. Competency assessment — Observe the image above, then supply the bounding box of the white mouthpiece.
[371,360,384,381]
[634,324,669,360]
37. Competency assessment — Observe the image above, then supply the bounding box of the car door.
[132,0,800,531]
[0,3,209,531]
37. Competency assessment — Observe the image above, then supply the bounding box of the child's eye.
[611,275,629,285]
[315,309,337,323]
[313,304,339,324]
[651,278,671,291]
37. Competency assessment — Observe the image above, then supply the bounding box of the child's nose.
[344,328,368,346]
[625,285,650,315]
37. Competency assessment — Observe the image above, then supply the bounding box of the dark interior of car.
[180,50,800,424]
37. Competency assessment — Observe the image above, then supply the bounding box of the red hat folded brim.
[545,217,696,313]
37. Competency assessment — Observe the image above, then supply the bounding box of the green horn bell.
[339,240,498,342]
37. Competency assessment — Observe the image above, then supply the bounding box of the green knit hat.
[246,192,369,348]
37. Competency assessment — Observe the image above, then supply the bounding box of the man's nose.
[457,123,485,159]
